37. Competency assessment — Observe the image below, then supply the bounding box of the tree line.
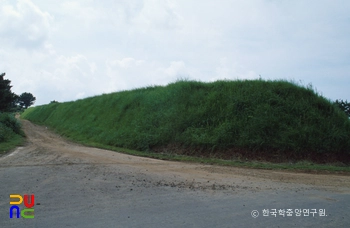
[0,73,36,112]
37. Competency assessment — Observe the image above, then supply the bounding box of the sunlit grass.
[22,79,350,169]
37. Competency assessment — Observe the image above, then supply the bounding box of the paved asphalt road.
[0,120,349,227]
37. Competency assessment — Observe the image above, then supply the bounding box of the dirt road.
[1,120,349,227]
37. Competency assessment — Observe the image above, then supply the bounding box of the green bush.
[0,112,24,142]
[0,123,14,142]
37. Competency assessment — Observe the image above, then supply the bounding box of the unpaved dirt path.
[1,120,349,227]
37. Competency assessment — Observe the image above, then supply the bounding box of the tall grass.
[0,112,25,153]
[22,79,350,163]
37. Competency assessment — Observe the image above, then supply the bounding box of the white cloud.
[60,1,100,29]
[132,0,182,31]
[213,57,258,82]
[0,0,349,105]
[0,0,53,48]
[106,58,198,94]
[1,48,99,104]
[110,58,144,69]
[106,58,177,91]
[215,57,231,79]
[163,61,186,77]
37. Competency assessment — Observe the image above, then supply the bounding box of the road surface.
[0,120,349,227]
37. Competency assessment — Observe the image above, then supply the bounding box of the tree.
[17,92,36,109]
[0,73,18,112]
[335,99,350,117]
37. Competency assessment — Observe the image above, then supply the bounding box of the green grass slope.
[0,113,25,154]
[22,80,350,163]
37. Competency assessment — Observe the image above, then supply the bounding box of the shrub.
[0,113,24,142]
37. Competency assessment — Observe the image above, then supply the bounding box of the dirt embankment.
[1,119,350,193]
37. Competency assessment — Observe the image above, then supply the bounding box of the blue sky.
[1,0,349,105]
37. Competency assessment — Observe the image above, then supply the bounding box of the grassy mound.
[22,80,350,163]
[0,113,25,154]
